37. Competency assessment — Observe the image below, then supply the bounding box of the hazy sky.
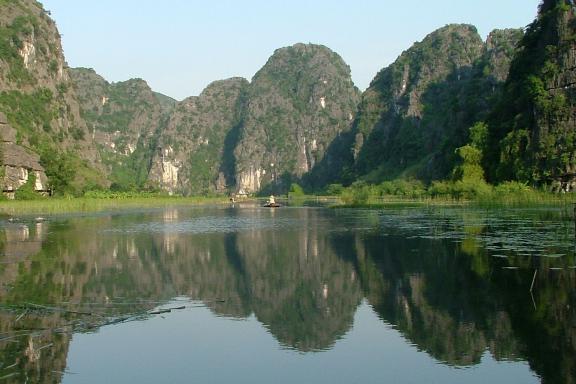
[41,1,541,100]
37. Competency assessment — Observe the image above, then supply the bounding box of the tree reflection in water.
[0,205,573,382]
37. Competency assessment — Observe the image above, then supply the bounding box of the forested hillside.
[485,0,576,192]
[309,25,522,189]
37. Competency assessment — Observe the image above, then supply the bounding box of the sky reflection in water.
[0,205,573,383]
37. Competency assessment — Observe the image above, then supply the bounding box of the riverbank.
[0,191,574,216]
[0,195,230,216]
[327,180,576,208]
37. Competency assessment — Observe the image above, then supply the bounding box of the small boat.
[264,195,280,208]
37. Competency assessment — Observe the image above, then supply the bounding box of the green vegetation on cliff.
[148,77,249,195]
[1,0,574,199]
[333,25,522,187]
[485,0,576,190]
[0,1,105,196]
[234,43,360,194]
[70,68,172,191]
[0,14,37,85]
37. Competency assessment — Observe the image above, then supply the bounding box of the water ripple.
[105,215,304,234]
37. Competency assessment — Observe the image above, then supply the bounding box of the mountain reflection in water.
[0,205,573,383]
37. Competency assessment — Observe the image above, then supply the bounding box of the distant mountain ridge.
[69,44,360,195]
[0,0,573,196]
[147,77,249,195]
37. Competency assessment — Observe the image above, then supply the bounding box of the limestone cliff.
[147,78,248,195]
[0,0,104,195]
[324,25,522,185]
[70,67,174,190]
[1,1,549,196]
[0,112,48,196]
[486,0,576,190]
[234,43,360,194]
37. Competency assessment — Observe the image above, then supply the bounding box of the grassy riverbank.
[327,180,576,208]
[0,195,230,216]
[1,186,574,216]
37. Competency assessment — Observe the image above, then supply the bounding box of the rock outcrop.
[234,43,360,194]
[0,112,48,196]
[147,78,248,195]
[148,44,360,196]
[70,68,175,190]
[486,0,576,190]
[0,0,104,195]
[325,25,522,184]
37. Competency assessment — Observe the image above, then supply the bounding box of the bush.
[451,180,493,199]
[427,180,452,197]
[378,179,426,197]
[14,172,41,200]
[288,183,305,196]
[428,179,492,199]
[494,181,532,194]
[341,181,371,205]
[325,183,344,195]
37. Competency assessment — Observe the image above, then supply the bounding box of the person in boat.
[268,195,275,205]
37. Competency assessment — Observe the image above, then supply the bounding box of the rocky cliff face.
[70,67,174,190]
[486,0,576,190]
[234,44,360,194]
[147,44,360,196]
[147,78,248,195]
[69,43,361,196]
[0,0,103,194]
[0,112,48,196]
[2,1,551,196]
[333,25,522,184]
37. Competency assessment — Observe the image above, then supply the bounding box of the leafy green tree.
[288,183,305,196]
[326,183,344,195]
[452,123,488,183]
[14,172,40,200]
[452,145,485,182]
[469,122,488,150]
[38,146,76,196]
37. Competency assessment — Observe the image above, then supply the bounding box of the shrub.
[428,180,453,197]
[427,179,492,199]
[326,183,344,195]
[451,180,493,199]
[378,179,426,197]
[494,181,532,194]
[14,172,41,200]
[288,183,305,196]
[341,181,371,205]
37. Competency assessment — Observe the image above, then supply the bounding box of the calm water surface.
[0,204,574,383]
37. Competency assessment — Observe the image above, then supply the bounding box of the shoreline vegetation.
[0,180,574,216]
[331,180,576,208]
[0,192,229,216]
[289,180,576,208]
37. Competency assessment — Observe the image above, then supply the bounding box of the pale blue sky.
[41,0,541,100]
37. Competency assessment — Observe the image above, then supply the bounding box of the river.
[0,203,574,383]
